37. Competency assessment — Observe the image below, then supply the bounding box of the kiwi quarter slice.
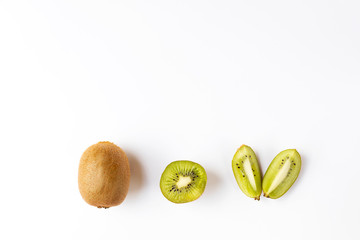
[262,149,301,199]
[232,145,262,200]
[160,160,207,203]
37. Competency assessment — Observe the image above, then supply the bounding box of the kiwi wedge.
[160,160,207,203]
[78,141,130,208]
[232,145,262,200]
[262,149,301,199]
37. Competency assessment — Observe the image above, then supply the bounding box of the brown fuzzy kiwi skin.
[78,141,130,208]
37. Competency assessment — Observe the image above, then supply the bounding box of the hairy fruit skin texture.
[232,145,262,200]
[262,149,301,199]
[78,141,130,208]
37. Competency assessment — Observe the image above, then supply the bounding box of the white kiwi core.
[267,160,291,194]
[243,159,257,190]
[176,176,192,188]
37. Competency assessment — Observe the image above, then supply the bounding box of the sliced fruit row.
[78,142,301,208]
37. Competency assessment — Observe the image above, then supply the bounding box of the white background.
[1,1,360,239]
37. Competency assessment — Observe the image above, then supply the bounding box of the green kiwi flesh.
[160,160,207,203]
[262,149,301,199]
[232,145,262,200]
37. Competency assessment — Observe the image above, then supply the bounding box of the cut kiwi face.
[160,160,207,204]
[262,149,301,199]
[232,145,262,200]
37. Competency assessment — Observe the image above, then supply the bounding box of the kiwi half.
[78,141,130,208]
[160,160,207,203]
[262,149,301,199]
[232,145,262,200]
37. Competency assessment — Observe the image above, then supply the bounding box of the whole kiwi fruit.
[78,141,130,208]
